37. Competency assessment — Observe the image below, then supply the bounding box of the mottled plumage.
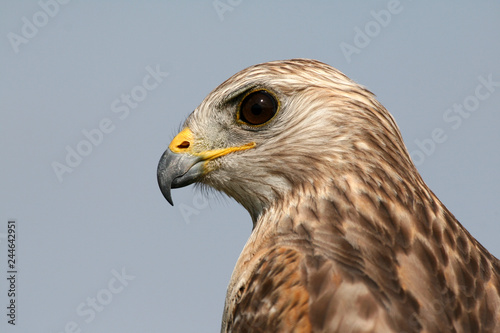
[157,59,500,332]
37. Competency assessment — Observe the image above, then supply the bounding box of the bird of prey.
[157,59,500,332]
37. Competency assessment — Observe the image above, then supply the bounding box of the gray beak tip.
[157,168,174,206]
[157,148,202,207]
[162,186,175,206]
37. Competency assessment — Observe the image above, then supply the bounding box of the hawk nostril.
[177,141,190,149]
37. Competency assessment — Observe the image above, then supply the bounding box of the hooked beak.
[157,127,255,206]
[157,147,204,206]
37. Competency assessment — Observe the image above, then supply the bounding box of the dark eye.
[239,90,278,125]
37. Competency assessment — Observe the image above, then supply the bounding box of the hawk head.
[157,59,420,222]
[157,59,500,332]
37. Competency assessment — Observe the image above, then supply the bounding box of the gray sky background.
[1,1,499,332]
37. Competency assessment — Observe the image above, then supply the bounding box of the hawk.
[157,59,500,332]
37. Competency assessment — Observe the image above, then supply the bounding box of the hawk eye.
[239,90,278,126]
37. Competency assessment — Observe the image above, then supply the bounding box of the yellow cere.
[169,127,195,153]
[169,127,256,160]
